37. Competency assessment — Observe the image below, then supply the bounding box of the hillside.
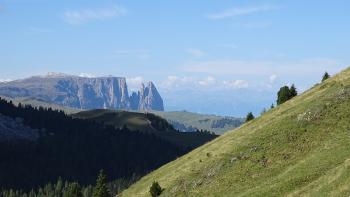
[1,96,243,135]
[1,96,81,114]
[73,109,217,150]
[122,67,350,196]
[0,98,182,191]
[154,111,244,135]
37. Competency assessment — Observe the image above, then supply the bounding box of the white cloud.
[63,6,127,24]
[269,74,277,84]
[79,73,95,78]
[0,79,12,83]
[161,76,195,89]
[186,48,205,58]
[126,76,144,91]
[207,5,279,20]
[183,58,342,77]
[223,80,249,89]
[160,75,249,91]
[198,76,216,86]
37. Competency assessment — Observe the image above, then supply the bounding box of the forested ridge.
[0,97,184,192]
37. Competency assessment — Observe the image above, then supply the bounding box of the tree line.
[0,97,184,192]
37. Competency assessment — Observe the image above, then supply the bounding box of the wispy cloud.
[183,58,341,77]
[186,48,205,58]
[207,5,279,20]
[79,73,95,78]
[126,76,144,91]
[28,27,54,33]
[269,74,277,84]
[160,75,249,91]
[114,49,150,59]
[223,80,249,89]
[63,5,127,25]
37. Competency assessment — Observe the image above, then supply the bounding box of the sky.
[1,0,349,116]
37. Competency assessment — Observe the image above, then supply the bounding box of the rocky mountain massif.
[0,73,164,111]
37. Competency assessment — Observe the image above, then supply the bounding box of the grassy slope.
[73,109,217,150]
[73,109,156,132]
[154,111,243,135]
[122,67,350,197]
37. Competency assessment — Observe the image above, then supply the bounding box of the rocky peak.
[137,81,164,111]
[0,74,164,111]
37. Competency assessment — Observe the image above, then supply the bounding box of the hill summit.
[122,67,350,196]
[0,74,164,111]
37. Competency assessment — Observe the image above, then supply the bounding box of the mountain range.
[0,73,164,111]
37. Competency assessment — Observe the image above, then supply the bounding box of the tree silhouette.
[149,181,163,197]
[93,170,111,197]
[290,84,297,97]
[322,72,330,82]
[245,112,255,122]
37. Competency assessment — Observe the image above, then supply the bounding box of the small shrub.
[149,181,163,197]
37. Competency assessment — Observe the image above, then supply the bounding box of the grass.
[73,109,157,132]
[121,67,350,197]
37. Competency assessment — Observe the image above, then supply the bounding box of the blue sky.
[1,0,349,116]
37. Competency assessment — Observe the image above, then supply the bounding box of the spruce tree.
[149,181,163,197]
[277,86,291,105]
[64,182,83,197]
[290,84,297,97]
[245,112,255,122]
[322,72,330,82]
[93,170,111,197]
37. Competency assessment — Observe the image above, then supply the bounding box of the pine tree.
[270,104,275,109]
[290,84,297,97]
[149,181,163,197]
[64,182,83,197]
[322,72,330,82]
[245,112,255,122]
[277,86,291,105]
[93,170,111,197]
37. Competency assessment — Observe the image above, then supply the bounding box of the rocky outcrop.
[0,73,164,111]
[138,82,164,111]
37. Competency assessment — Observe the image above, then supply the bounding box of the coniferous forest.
[0,97,185,195]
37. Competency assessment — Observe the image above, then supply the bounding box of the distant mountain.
[0,73,164,111]
[153,111,244,135]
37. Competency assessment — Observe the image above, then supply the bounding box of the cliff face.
[0,74,164,111]
[138,82,164,111]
